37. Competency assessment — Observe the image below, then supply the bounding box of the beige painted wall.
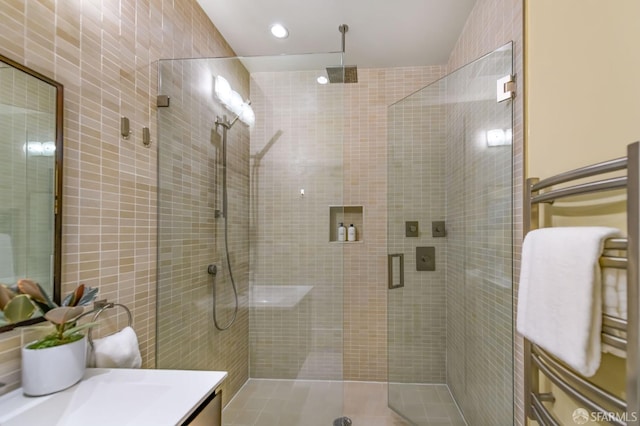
[525,0,640,424]
[526,0,640,178]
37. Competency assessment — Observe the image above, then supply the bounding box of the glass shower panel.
[157,53,346,423]
[387,77,449,424]
[387,42,513,425]
[248,56,345,383]
[157,57,253,400]
[447,42,513,426]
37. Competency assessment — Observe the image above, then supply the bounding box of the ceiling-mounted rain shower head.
[326,24,358,84]
[326,66,358,84]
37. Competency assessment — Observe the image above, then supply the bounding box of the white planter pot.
[21,335,87,396]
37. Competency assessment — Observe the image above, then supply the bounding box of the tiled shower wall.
[447,0,524,424]
[445,44,514,425]
[156,58,250,402]
[387,81,448,384]
[249,66,445,382]
[249,70,346,380]
[0,0,242,396]
[342,67,445,381]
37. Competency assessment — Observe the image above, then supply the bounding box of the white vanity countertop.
[0,368,227,426]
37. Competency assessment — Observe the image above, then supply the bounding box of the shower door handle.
[388,254,404,289]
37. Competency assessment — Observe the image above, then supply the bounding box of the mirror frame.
[0,53,63,332]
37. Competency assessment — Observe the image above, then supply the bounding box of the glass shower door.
[157,53,347,425]
[387,43,514,425]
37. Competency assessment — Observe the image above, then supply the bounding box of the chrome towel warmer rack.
[524,141,640,425]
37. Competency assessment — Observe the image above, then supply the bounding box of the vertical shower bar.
[221,116,229,220]
[626,142,639,426]
[523,177,539,421]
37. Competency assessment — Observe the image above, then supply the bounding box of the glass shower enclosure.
[156,53,346,422]
[387,43,514,425]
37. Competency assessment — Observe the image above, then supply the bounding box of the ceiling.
[196,0,477,70]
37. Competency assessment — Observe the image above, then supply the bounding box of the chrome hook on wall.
[120,117,132,139]
[142,127,151,147]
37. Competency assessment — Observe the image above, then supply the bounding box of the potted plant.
[0,279,98,396]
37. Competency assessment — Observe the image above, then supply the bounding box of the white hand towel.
[516,226,622,377]
[90,326,142,369]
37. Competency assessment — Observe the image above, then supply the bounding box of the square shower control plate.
[405,221,419,237]
[432,221,446,237]
[416,246,435,271]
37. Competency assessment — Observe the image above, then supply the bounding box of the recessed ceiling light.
[270,23,289,39]
[317,76,328,85]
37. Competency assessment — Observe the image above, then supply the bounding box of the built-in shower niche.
[329,206,364,243]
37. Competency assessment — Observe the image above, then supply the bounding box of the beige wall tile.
[249,66,445,382]
[447,0,524,424]
[0,0,244,400]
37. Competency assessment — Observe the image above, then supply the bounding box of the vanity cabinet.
[0,368,227,426]
[183,387,222,426]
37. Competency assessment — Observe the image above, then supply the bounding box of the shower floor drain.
[333,417,352,426]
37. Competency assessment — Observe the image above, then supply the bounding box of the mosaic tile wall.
[445,44,514,425]
[249,69,346,380]
[249,66,445,382]
[447,0,524,424]
[0,0,240,397]
[342,67,446,382]
[156,57,250,402]
[387,79,448,385]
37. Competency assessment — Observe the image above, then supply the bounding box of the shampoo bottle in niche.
[348,224,356,242]
[338,223,346,242]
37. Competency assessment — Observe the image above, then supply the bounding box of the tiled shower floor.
[222,379,467,426]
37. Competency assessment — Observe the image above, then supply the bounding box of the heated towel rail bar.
[524,141,640,425]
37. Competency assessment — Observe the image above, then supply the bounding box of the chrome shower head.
[326,24,358,84]
[326,66,358,84]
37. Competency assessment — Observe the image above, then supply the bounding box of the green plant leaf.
[26,332,84,349]
[4,295,36,323]
[44,306,84,325]
[62,322,97,337]
[34,281,57,309]
[0,284,15,310]
[30,299,53,316]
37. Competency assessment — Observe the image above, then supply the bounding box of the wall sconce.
[486,129,512,147]
[214,75,255,126]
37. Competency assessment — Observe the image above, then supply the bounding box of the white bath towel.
[517,226,622,377]
[603,267,627,320]
[89,326,142,369]
[602,266,627,358]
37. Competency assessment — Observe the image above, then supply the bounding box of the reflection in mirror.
[0,53,63,331]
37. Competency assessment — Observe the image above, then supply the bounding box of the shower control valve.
[207,264,218,276]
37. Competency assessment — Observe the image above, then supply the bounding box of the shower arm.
[339,24,348,66]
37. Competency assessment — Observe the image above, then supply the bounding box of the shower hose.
[212,116,239,331]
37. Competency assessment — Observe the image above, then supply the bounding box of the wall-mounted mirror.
[0,53,63,331]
